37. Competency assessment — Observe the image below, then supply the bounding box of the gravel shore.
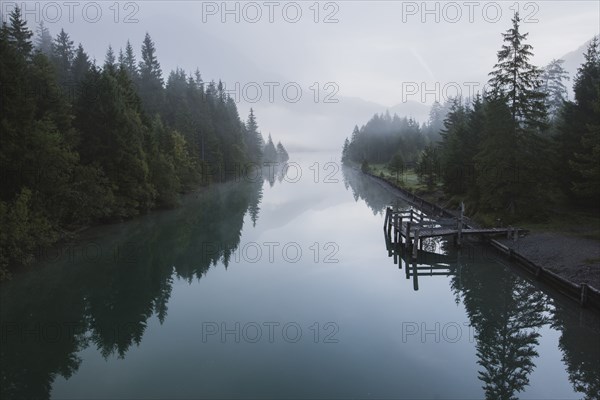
[368,173,600,291]
[498,232,600,290]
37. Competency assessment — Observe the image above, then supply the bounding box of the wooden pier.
[383,203,523,260]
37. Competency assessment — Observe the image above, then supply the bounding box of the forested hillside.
[343,14,599,222]
[0,8,288,279]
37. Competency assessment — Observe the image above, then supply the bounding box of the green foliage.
[361,160,370,173]
[488,12,547,133]
[417,144,440,190]
[557,37,600,205]
[343,14,600,223]
[0,189,55,279]
[387,153,404,183]
[0,7,289,279]
[344,112,427,166]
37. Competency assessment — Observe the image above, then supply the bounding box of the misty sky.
[5,1,599,151]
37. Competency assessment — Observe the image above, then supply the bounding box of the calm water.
[1,153,599,400]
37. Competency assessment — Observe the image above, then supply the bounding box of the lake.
[1,152,599,399]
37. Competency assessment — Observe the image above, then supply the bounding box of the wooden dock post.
[384,207,390,232]
[405,217,412,250]
[412,228,420,259]
[412,260,419,291]
[456,202,464,247]
[394,211,400,245]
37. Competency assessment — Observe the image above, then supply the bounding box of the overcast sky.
[6,1,599,151]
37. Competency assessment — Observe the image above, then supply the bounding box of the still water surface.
[1,153,599,399]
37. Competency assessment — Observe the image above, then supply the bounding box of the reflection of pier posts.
[456,202,464,247]
[412,260,419,291]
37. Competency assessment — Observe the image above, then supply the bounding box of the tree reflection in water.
[344,164,600,400]
[0,178,264,400]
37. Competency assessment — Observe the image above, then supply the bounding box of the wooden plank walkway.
[383,204,524,260]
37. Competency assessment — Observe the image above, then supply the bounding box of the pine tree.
[122,40,138,80]
[71,43,91,85]
[7,7,32,57]
[488,12,547,133]
[541,59,570,120]
[417,144,439,189]
[104,45,116,71]
[34,21,53,56]
[341,137,350,163]
[387,153,404,183]
[52,29,74,86]
[481,13,550,219]
[138,32,164,117]
[475,97,519,217]
[439,99,470,195]
[245,108,264,163]
[568,37,600,203]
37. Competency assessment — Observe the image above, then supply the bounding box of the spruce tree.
[138,32,164,117]
[481,13,550,219]
[52,29,74,86]
[245,109,264,163]
[104,45,116,72]
[488,12,547,133]
[34,21,53,56]
[7,7,32,57]
[71,44,91,85]
[541,59,570,120]
[568,37,600,203]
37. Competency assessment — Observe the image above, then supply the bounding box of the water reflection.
[551,303,600,400]
[2,161,600,400]
[342,163,600,400]
[384,233,459,291]
[450,258,550,400]
[342,166,398,215]
[0,178,263,400]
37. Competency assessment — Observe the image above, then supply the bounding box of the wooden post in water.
[384,207,390,232]
[456,202,464,247]
[412,260,419,291]
[405,214,412,250]
[395,211,401,245]
[412,228,420,259]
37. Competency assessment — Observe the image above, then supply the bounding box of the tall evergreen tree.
[138,32,164,117]
[121,40,138,80]
[71,43,91,85]
[34,21,53,56]
[481,13,550,219]
[245,108,264,163]
[488,12,547,133]
[7,7,32,57]
[52,29,74,86]
[541,59,570,120]
[104,44,116,71]
[567,37,600,203]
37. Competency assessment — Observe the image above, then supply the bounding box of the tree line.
[0,8,289,279]
[343,13,599,222]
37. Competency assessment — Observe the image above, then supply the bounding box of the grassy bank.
[364,163,600,239]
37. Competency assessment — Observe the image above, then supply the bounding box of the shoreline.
[362,169,600,311]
